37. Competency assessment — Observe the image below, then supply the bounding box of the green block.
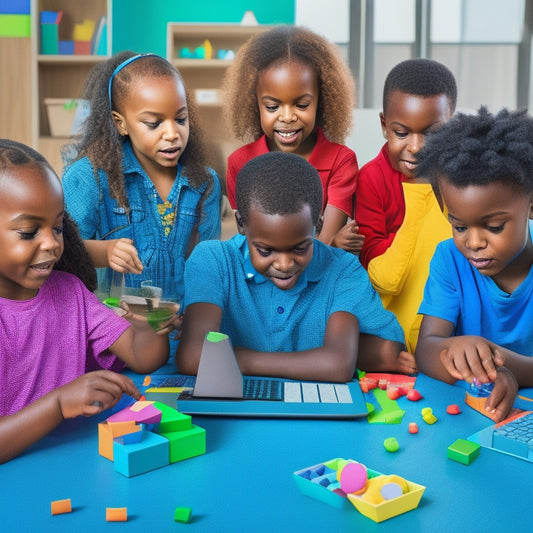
[447,438,481,465]
[174,507,192,523]
[40,23,58,54]
[0,14,30,37]
[153,401,192,433]
[160,424,206,463]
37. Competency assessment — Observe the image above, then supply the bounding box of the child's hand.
[108,238,143,274]
[56,370,140,419]
[485,367,519,421]
[156,313,183,339]
[439,335,505,383]
[395,350,418,374]
[331,221,365,254]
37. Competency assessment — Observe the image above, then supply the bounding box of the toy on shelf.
[293,458,425,523]
[98,400,205,477]
[179,40,235,61]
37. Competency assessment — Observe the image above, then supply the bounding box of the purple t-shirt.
[0,270,130,416]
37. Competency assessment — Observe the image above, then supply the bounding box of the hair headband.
[108,53,159,109]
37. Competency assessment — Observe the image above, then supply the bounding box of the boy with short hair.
[177,152,412,382]
[415,107,533,422]
[354,58,457,353]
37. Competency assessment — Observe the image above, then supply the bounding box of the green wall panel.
[112,0,295,56]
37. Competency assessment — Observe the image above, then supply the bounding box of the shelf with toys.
[31,0,111,173]
[166,22,271,182]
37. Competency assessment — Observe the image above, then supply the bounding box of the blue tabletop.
[2,370,532,532]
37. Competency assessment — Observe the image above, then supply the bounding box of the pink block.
[107,402,162,425]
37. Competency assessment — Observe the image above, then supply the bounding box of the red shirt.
[355,143,406,268]
[226,127,358,216]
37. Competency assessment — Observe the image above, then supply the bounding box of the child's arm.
[356,334,417,374]
[84,238,143,274]
[317,205,349,246]
[330,220,365,254]
[0,370,140,464]
[176,303,359,383]
[109,310,169,374]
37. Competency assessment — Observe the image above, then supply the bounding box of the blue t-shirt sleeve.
[330,255,406,344]
[184,240,227,310]
[418,241,461,325]
[197,168,221,241]
[63,158,101,239]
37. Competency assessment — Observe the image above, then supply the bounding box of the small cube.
[174,507,192,523]
[51,498,72,515]
[106,507,128,522]
[447,438,481,465]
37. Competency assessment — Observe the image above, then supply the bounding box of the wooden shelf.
[31,0,111,170]
[167,23,272,186]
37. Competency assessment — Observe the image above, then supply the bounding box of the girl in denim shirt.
[62,52,221,343]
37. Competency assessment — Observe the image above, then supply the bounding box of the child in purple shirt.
[0,140,169,463]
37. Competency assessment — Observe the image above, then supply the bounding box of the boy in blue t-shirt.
[176,152,411,382]
[415,107,533,421]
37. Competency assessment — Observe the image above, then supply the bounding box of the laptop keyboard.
[157,376,197,388]
[243,378,284,401]
[157,376,354,404]
[491,411,533,459]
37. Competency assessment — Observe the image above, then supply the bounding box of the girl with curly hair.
[222,26,363,252]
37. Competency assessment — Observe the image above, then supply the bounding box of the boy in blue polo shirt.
[176,152,412,382]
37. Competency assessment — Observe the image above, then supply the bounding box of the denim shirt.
[63,140,221,303]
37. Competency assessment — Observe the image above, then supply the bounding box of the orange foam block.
[98,420,140,461]
[106,507,128,522]
[51,498,72,515]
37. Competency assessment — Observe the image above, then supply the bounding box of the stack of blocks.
[98,400,205,477]
[0,0,30,37]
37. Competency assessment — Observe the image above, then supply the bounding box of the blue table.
[2,371,532,532]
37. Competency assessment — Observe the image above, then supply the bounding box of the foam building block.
[106,507,127,522]
[51,498,72,515]
[153,401,192,433]
[145,387,182,408]
[447,438,481,465]
[0,14,30,37]
[0,0,30,14]
[174,507,192,523]
[113,431,169,477]
[107,400,162,426]
[159,425,206,463]
[98,420,140,461]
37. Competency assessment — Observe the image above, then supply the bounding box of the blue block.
[0,0,30,14]
[58,40,74,54]
[113,431,169,477]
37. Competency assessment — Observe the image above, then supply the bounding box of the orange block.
[51,498,72,515]
[98,420,140,461]
[106,507,128,522]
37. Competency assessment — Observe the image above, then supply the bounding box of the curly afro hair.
[222,25,355,144]
[383,58,457,115]
[416,106,533,194]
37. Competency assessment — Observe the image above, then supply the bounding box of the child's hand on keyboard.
[439,335,505,384]
[484,367,519,422]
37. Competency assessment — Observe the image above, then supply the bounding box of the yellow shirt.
[367,182,451,352]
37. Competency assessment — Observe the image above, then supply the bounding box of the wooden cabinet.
[30,0,111,173]
[166,23,271,188]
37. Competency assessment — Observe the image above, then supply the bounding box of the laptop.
[145,332,368,419]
